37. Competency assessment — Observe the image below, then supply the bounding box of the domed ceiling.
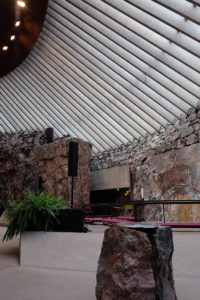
[0,0,48,77]
[0,0,199,154]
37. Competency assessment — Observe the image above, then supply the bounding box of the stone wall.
[0,131,91,207]
[91,106,200,221]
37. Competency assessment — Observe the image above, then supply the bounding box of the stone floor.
[0,225,199,300]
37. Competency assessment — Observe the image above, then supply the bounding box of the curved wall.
[0,0,199,153]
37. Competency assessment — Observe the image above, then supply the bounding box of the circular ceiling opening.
[0,0,48,77]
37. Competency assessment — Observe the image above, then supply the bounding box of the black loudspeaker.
[68,141,78,177]
[55,209,86,232]
[45,127,54,143]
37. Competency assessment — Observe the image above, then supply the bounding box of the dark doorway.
[90,188,128,216]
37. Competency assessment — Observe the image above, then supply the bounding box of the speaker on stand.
[67,141,87,232]
[68,141,78,208]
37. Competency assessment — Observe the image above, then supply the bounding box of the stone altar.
[96,224,177,300]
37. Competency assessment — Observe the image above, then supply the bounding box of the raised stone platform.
[20,231,104,271]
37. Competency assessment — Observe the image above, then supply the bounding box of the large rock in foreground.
[96,224,177,300]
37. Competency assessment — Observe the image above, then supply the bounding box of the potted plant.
[3,190,68,241]
[2,191,89,270]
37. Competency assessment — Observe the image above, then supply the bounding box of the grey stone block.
[187,107,196,115]
[181,126,194,138]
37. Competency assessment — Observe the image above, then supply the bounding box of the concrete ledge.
[20,231,104,271]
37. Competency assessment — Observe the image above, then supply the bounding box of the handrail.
[87,200,200,223]
[88,200,200,207]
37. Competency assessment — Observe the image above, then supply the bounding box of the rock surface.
[136,143,200,221]
[91,106,200,173]
[96,225,177,300]
[0,131,91,207]
[91,106,200,221]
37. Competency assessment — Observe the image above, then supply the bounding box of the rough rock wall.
[134,144,200,222]
[30,138,91,207]
[91,107,200,221]
[91,107,200,172]
[0,131,91,207]
[0,131,47,204]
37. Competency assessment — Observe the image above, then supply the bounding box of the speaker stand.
[71,175,74,208]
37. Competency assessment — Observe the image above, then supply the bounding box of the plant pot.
[53,209,86,232]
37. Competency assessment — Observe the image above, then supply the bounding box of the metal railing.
[87,200,200,222]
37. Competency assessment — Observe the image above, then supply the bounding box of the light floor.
[0,225,200,300]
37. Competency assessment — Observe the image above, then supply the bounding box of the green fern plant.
[3,190,68,241]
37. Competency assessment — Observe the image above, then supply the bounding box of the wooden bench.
[116,216,136,221]
[102,219,131,224]
[85,217,135,225]
[85,217,105,224]
[91,215,112,219]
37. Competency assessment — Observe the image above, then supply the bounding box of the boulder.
[96,224,177,300]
